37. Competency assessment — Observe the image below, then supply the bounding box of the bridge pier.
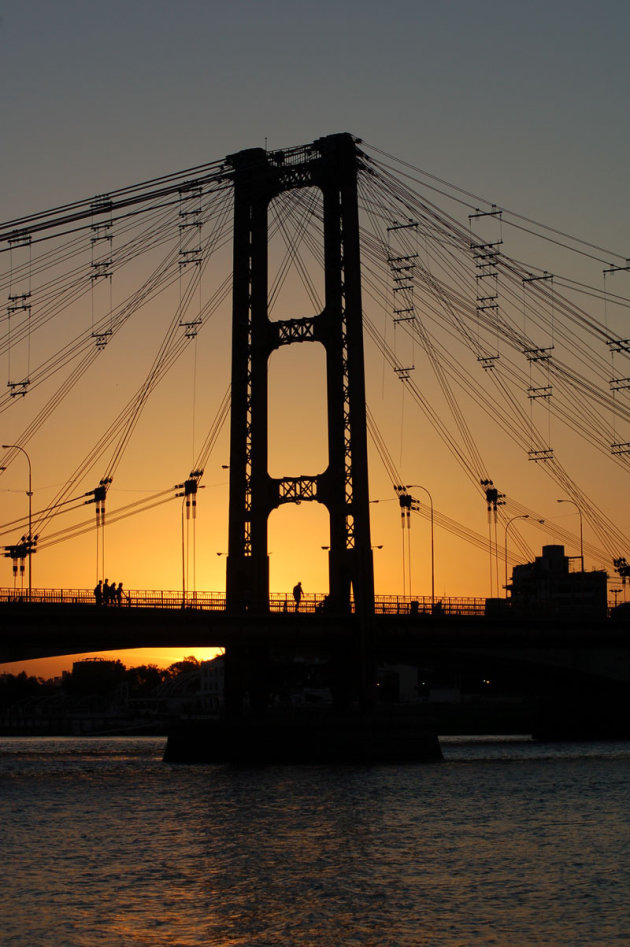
[223,644,271,718]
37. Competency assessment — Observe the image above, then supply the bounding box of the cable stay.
[365,408,427,598]
[469,205,503,368]
[0,184,234,416]
[178,185,204,339]
[356,168,630,576]
[18,382,231,570]
[361,142,628,265]
[6,234,32,396]
[0,190,234,553]
[0,486,96,538]
[357,160,630,476]
[0,160,229,248]
[387,220,418,331]
[602,263,630,455]
[411,502,526,565]
[522,272,555,461]
[89,195,114,350]
[366,406,403,487]
[370,299,629,569]
[364,313,489,493]
[369,485,541,578]
[192,385,231,475]
[268,187,324,316]
[386,220,417,457]
[35,487,179,554]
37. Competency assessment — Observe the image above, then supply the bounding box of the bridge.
[0,586,486,661]
[1,133,630,732]
[2,583,629,740]
[2,587,628,701]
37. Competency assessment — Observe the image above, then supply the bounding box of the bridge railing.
[0,588,488,616]
[0,588,97,606]
[0,588,229,609]
[374,595,486,617]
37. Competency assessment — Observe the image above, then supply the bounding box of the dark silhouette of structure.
[225,134,374,622]
[2,135,628,754]
[508,544,607,619]
[222,133,378,724]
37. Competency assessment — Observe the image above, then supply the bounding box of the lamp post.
[557,499,584,571]
[181,495,187,604]
[408,484,435,609]
[2,444,33,598]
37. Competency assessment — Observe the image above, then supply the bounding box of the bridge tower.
[225,133,375,625]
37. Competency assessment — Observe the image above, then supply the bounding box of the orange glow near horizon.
[0,648,223,680]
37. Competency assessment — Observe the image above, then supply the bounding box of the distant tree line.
[0,656,202,711]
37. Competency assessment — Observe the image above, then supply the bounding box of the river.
[1,735,629,945]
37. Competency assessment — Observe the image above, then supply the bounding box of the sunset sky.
[1,0,629,677]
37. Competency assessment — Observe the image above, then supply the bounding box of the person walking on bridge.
[293,581,303,612]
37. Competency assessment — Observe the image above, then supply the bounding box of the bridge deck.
[0,589,628,670]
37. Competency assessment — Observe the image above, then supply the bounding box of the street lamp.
[407,484,435,609]
[557,499,584,571]
[2,444,33,598]
[181,495,187,603]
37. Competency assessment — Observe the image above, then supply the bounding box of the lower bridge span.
[1,597,629,687]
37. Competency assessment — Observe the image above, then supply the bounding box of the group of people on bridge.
[94,579,124,606]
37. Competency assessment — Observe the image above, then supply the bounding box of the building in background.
[508,545,607,619]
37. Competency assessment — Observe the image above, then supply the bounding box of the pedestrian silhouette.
[94,580,103,606]
[116,582,123,606]
[316,594,330,613]
[293,581,303,612]
[103,578,110,605]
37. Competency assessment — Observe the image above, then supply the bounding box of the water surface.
[1,736,629,945]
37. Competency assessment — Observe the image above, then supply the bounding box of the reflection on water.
[1,736,629,945]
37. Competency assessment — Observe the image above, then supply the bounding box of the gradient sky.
[1,0,629,676]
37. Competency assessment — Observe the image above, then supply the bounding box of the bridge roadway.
[1,589,629,687]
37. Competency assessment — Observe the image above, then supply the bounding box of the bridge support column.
[223,644,270,718]
[223,134,376,710]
